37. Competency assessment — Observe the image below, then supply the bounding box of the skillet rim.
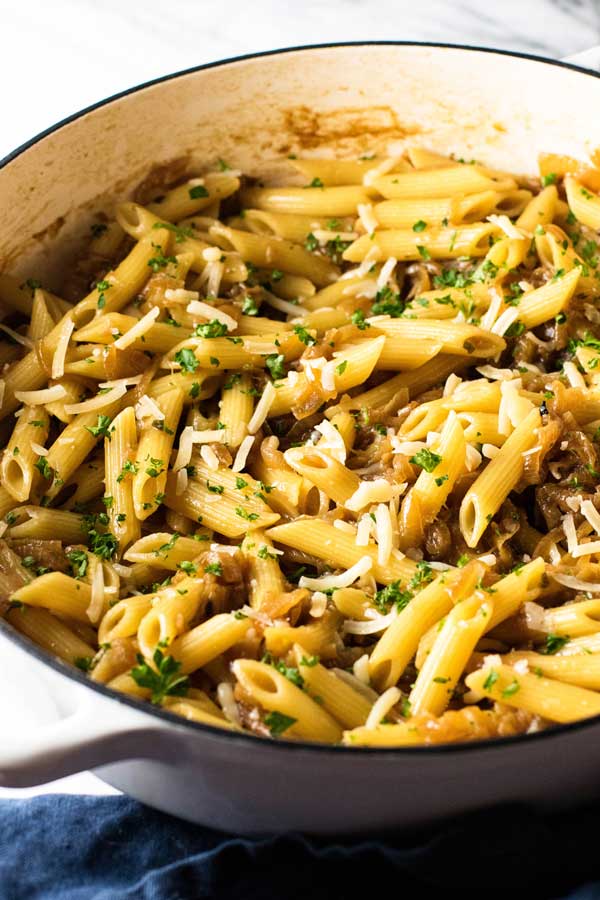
[1,39,599,757]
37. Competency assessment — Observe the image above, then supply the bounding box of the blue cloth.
[1,795,600,899]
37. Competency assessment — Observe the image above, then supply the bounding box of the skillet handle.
[561,46,600,72]
[0,629,173,787]
[0,695,172,788]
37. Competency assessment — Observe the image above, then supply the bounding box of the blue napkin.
[1,794,599,899]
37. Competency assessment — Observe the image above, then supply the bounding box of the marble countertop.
[1,0,599,801]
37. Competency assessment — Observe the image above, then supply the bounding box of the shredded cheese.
[563,513,578,556]
[365,687,401,729]
[164,288,199,303]
[357,202,378,236]
[247,382,276,435]
[232,435,255,473]
[343,607,397,635]
[563,360,587,389]
[200,444,220,470]
[65,383,127,415]
[376,256,397,290]
[51,318,74,379]
[14,385,67,405]
[187,300,237,331]
[217,682,241,726]
[113,306,160,350]
[299,555,372,591]
[346,478,399,512]
[353,654,370,685]
[309,591,328,618]
[374,502,393,566]
[135,394,164,422]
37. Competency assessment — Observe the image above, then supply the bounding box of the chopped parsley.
[265,353,286,380]
[293,325,316,346]
[189,184,209,199]
[336,360,347,376]
[416,245,431,261]
[204,562,223,576]
[502,679,520,698]
[85,414,114,440]
[194,320,228,338]
[264,711,297,736]
[34,457,53,480]
[175,348,200,373]
[178,561,197,575]
[374,580,412,613]
[257,545,277,560]
[147,248,177,272]
[409,448,442,473]
[305,232,318,252]
[131,647,189,704]
[242,296,259,316]
[305,177,324,189]
[412,220,427,233]
[541,633,570,655]
[117,460,139,482]
[371,285,404,317]
[483,669,499,691]
[235,507,259,521]
[351,309,370,330]
[541,172,557,186]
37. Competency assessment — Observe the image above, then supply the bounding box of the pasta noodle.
[1,148,600,747]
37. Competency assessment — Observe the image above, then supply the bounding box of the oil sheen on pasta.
[1,147,600,746]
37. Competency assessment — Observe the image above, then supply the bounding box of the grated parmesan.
[563,360,586,390]
[135,394,164,422]
[376,256,397,290]
[232,435,255,472]
[30,442,48,457]
[51,318,74,379]
[247,381,276,434]
[364,686,401,729]
[217,682,242,727]
[357,202,378,236]
[563,513,578,556]
[315,419,347,463]
[113,306,159,350]
[374,502,393,566]
[87,560,105,625]
[345,478,398,512]
[65,384,127,415]
[343,606,397,636]
[200,444,220,470]
[164,288,199,303]
[299,555,372,591]
[353,654,370,685]
[187,300,237,331]
[14,385,67,405]
[309,591,328,618]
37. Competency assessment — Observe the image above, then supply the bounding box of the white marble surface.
[1,0,600,801]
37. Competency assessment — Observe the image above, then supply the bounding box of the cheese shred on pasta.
[2,147,600,747]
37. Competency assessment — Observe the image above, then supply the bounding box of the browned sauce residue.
[284,104,419,151]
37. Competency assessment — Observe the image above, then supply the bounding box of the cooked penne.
[3,148,600,747]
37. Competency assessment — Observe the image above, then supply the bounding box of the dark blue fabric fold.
[1,794,600,900]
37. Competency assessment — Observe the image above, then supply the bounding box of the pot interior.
[1,44,599,284]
